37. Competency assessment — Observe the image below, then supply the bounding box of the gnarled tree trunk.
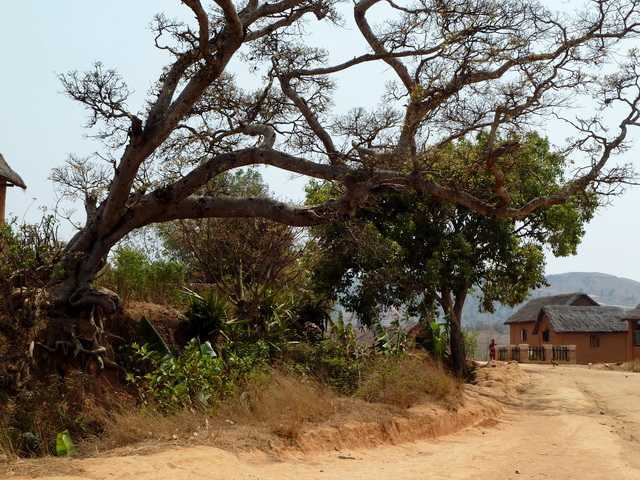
[440,289,468,378]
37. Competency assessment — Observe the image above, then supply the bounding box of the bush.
[127,340,232,412]
[182,289,233,342]
[356,355,460,408]
[374,318,411,356]
[0,372,115,457]
[126,338,271,413]
[464,330,479,360]
[98,245,185,304]
[283,318,370,395]
[415,320,449,361]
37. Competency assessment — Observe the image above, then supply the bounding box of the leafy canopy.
[307,133,597,324]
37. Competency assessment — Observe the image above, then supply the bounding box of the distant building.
[0,153,27,224]
[505,293,599,344]
[504,293,633,364]
[622,306,640,362]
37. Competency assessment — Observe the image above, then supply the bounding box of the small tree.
[309,133,596,375]
[159,169,305,322]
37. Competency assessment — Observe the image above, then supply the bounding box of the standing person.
[489,338,496,361]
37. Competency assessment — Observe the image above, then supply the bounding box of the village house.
[505,293,599,344]
[0,153,27,224]
[503,293,633,364]
[623,305,640,362]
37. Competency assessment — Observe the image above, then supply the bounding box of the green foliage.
[283,318,368,394]
[307,132,595,369]
[127,340,231,411]
[183,288,235,342]
[182,287,296,355]
[98,245,186,304]
[55,430,76,457]
[463,330,479,360]
[415,321,450,361]
[0,216,63,295]
[374,318,410,356]
[285,342,364,395]
[0,372,107,457]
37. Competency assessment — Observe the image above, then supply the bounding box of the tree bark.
[440,289,468,377]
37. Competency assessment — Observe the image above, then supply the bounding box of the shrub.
[126,338,271,413]
[127,340,232,412]
[374,318,411,356]
[183,289,233,342]
[356,355,460,408]
[283,318,370,395]
[464,330,479,360]
[415,320,449,361]
[0,371,116,457]
[98,245,185,304]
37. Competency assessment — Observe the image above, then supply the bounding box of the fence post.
[543,344,553,364]
[568,345,577,364]
[518,344,529,363]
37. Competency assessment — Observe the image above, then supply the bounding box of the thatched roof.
[623,305,640,321]
[540,305,628,333]
[0,153,26,189]
[504,293,598,324]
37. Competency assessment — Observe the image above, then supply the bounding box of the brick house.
[505,293,598,345]
[504,293,630,364]
[533,305,628,363]
[623,305,640,361]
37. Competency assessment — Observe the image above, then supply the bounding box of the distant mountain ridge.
[464,272,640,330]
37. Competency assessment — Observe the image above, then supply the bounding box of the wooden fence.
[495,344,576,364]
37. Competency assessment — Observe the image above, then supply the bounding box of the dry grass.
[94,361,461,455]
[622,359,640,373]
[219,371,338,440]
[91,370,339,454]
[6,359,461,465]
[356,355,461,409]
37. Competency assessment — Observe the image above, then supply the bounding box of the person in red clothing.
[489,338,496,361]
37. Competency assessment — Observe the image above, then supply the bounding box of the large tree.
[307,132,596,375]
[49,0,640,314]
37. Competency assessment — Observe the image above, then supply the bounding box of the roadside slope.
[10,364,640,480]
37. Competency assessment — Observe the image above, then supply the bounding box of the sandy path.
[8,364,640,480]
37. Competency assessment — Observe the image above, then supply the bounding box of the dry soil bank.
[8,363,640,479]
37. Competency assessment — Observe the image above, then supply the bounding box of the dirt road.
[10,364,640,480]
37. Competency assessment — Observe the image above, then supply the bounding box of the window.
[521,329,528,342]
[634,323,640,347]
[590,335,600,348]
[543,330,550,343]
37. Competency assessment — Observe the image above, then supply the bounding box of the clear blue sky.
[1,1,639,282]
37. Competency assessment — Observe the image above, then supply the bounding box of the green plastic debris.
[55,430,76,457]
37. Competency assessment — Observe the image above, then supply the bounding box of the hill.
[464,272,640,331]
